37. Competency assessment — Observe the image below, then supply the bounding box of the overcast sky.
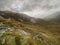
[0,0,60,18]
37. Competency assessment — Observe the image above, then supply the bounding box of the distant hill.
[44,11,60,23]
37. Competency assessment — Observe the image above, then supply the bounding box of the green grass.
[0,18,60,45]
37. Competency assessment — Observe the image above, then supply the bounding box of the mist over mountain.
[44,11,60,23]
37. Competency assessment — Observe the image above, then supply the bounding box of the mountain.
[0,11,33,22]
[0,11,60,45]
[44,11,60,23]
[0,11,51,25]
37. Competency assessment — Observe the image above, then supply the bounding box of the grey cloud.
[0,0,60,18]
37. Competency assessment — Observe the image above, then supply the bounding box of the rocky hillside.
[0,11,60,45]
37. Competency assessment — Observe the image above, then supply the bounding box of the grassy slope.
[0,18,60,45]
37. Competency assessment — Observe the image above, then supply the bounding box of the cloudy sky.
[0,0,60,18]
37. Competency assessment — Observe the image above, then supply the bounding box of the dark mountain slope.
[0,11,31,22]
[0,11,51,25]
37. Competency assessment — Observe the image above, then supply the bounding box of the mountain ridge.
[0,11,58,26]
